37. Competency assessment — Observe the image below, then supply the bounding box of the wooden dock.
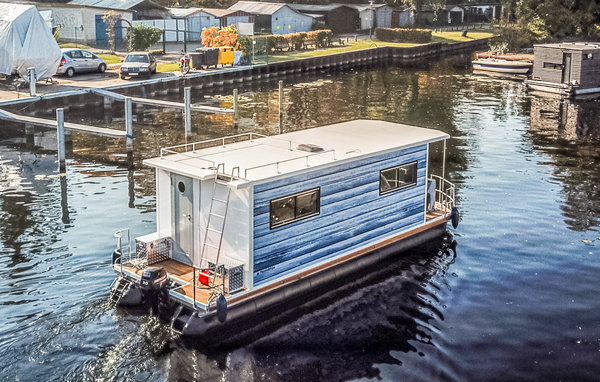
[91,88,234,115]
[0,108,126,138]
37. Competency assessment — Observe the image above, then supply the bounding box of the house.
[228,1,313,34]
[462,2,502,22]
[347,4,413,30]
[526,42,600,97]
[32,0,168,48]
[168,7,254,41]
[288,4,358,34]
[420,4,465,25]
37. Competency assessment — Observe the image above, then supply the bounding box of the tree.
[517,0,600,41]
[103,11,122,53]
[129,25,163,51]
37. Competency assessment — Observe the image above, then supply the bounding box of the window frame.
[379,161,418,195]
[543,62,562,70]
[269,187,320,229]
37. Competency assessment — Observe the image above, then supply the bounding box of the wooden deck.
[426,203,450,221]
[122,259,228,305]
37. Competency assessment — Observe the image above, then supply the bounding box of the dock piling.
[25,123,34,149]
[56,108,66,174]
[278,80,283,133]
[184,87,191,134]
[233,88,239,128]
[125,97,133,149]
[28,67,36,96]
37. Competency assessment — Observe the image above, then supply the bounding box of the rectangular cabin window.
[270,188,320,228]
[380,162,418,194]
[543,62,562,69]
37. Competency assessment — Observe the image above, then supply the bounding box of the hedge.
[374,28,432,43]
[238,29,333,56]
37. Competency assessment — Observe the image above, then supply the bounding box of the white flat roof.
[143,119,449,188]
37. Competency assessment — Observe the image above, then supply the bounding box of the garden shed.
[228,1,312,35]
[288,4,358,34]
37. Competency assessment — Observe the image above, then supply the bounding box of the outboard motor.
[140,267,168,315]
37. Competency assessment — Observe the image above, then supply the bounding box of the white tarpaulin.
[0,4,61,80]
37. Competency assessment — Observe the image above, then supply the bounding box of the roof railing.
[160,132,268,157]
[244,148,336,178]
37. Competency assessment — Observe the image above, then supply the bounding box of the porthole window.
[380,162,418,194]
[178,181,186,193]
[270,188,320,229]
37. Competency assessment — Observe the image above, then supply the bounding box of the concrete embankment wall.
[0,38,489,116]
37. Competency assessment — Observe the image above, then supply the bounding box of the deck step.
[171,305,194,334]
[209,212,225,219]
[203,242,219,249]
[212,198,228,203]
[206,227,223,234]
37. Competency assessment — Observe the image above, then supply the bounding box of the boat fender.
[112,249,122,265]
[216,294,227,323]
[451,207,460,229]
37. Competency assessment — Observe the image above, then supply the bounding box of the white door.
[171,173,194,265]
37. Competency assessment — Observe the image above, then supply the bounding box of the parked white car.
[56,48,106,77]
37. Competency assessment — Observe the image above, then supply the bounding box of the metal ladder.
[199,175,231,284]
[109,277,131,306]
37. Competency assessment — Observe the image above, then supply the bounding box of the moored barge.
[109,119,459,339]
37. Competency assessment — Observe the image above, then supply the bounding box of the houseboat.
[525,42,600,96]
[109,119,459,339]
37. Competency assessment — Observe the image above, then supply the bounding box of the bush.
[129,24,162,51]
[237,29,333,56]
[374,28,432,43]
[201,25,239,48]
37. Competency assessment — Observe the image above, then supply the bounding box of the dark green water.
[1,56,600,381]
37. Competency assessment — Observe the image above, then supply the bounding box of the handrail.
[430,175,455,216]
[113,228,131,274]
[244,148,336,178]
[160,132,268,157]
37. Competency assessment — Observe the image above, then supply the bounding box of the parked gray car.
[56,48,107,77]
[119,52,157,79]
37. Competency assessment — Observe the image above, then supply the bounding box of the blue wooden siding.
[252,144,428,285]
[272,7,313,34]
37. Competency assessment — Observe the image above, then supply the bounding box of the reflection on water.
[529,95,600,231]
[1,56,600,381]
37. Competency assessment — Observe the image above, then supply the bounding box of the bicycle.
[180,52,190,75]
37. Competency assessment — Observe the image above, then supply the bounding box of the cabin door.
[171,174,194,265]
[562,53,572,84]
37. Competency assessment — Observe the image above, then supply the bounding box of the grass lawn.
[59,43,92,50]
[267,40,416,63]
[431,30,495,44]
[98,54,121,65]
[157,62,180,73]
[261,33,494,63]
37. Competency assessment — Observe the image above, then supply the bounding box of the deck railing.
[113,229,132,274]
[431,175,455,216]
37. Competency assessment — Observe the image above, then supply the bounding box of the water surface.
[1,56,600,381]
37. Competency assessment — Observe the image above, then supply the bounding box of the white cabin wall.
[221,187,251,287]
[192,178,201,265]
[156,168,172,237]
[197,179,252,287]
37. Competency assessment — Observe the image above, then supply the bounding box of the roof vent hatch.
[297,143,324,153]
